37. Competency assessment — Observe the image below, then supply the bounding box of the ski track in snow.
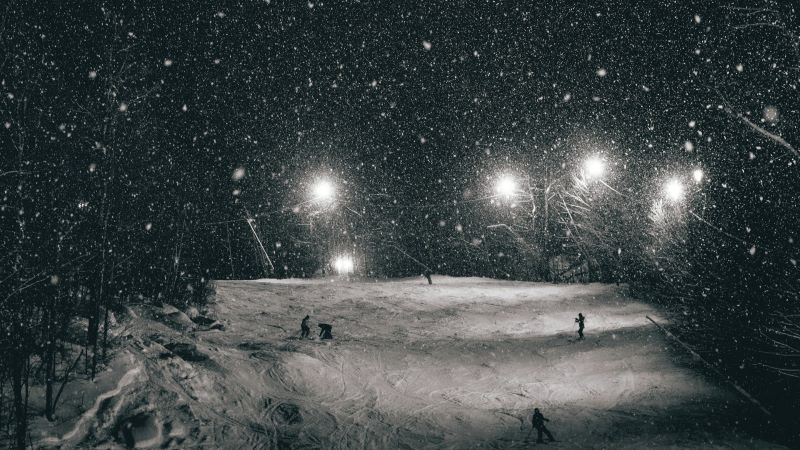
[110,277,784,449]
[44,354,143,446]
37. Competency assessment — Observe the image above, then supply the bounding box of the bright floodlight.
[692,168,704,183]
[333,255,354,275]
[495,175,517,199]
[584,156,605,179]
[311,179,335,202]
[664,178,685,202]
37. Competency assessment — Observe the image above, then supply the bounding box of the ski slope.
[41,277,784,449]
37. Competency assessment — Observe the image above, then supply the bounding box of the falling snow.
[1,2,799,448]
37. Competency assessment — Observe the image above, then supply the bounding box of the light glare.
[312,179,335,202]
[692,168,704,183]
[664,178,685,202]
[496,175,517,199]
[333,255,354,275]
[584,156,605,179]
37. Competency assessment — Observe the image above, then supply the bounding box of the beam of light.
[495,174,517,199]
[333,254,354,275]
[664,178,685,202]
[311,179,335,202]
[584,156,606,179]
[692,168,704,183]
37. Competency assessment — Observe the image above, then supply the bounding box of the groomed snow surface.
[44,277,785,449]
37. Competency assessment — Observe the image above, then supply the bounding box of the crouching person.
[318,323,333,340]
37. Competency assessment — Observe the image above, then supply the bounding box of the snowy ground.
[36,277,784,449]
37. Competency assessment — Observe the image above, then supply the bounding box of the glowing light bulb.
[664,178,685,202]
[312,179,335,202]
[496,175,517,199]
[333,255,354,275]
[584,156,606,179]
[692,168,704,183]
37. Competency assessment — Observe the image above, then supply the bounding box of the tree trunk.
[44,325,56,421]
[92,195,110,380]
[88,301,100,379]
[11,354,28,450]
[102,303,110,360]
[540,170,552,282]
[1,370,7,435]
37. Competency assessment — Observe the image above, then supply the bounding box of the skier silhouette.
[300,315,310,339]
[575,313,585,340]
[318,323,333,340]
[530,408,556,443]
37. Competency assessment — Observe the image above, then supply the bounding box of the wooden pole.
[242,207,274,275]
[225,223,235,279]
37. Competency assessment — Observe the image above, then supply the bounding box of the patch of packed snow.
[45,277,786,448]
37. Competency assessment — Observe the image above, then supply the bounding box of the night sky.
[3,1,798,279]
[196,1,796,277]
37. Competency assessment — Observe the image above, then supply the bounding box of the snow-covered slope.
[42,277,784,449]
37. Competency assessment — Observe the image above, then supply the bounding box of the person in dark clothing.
[423,269,433,285]
[575,313,585,340]
[531,408,555,443]
[300,315,310,339]
[318,323,333,340]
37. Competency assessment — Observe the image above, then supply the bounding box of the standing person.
[300,315,310,339]
[575,313,585,340]
[530,408,556,443]
[423,268,433,285]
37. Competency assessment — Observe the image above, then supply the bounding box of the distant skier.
[575,313,585,340]
[424,268,433,285]
[530,408,556,443]
[318,323,333,340]
[300,315,311,339]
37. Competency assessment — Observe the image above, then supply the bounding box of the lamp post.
[308,178,337,274]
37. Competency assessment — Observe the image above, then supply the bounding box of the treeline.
[0,3,227,448]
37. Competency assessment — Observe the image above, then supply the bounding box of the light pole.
[308,177,337,233]
[308,178,337,274]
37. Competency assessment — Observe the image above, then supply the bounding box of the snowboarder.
[318,323,333,340]
[530,408,556,443]
[300,315,310,339]
[575,313,585,340]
